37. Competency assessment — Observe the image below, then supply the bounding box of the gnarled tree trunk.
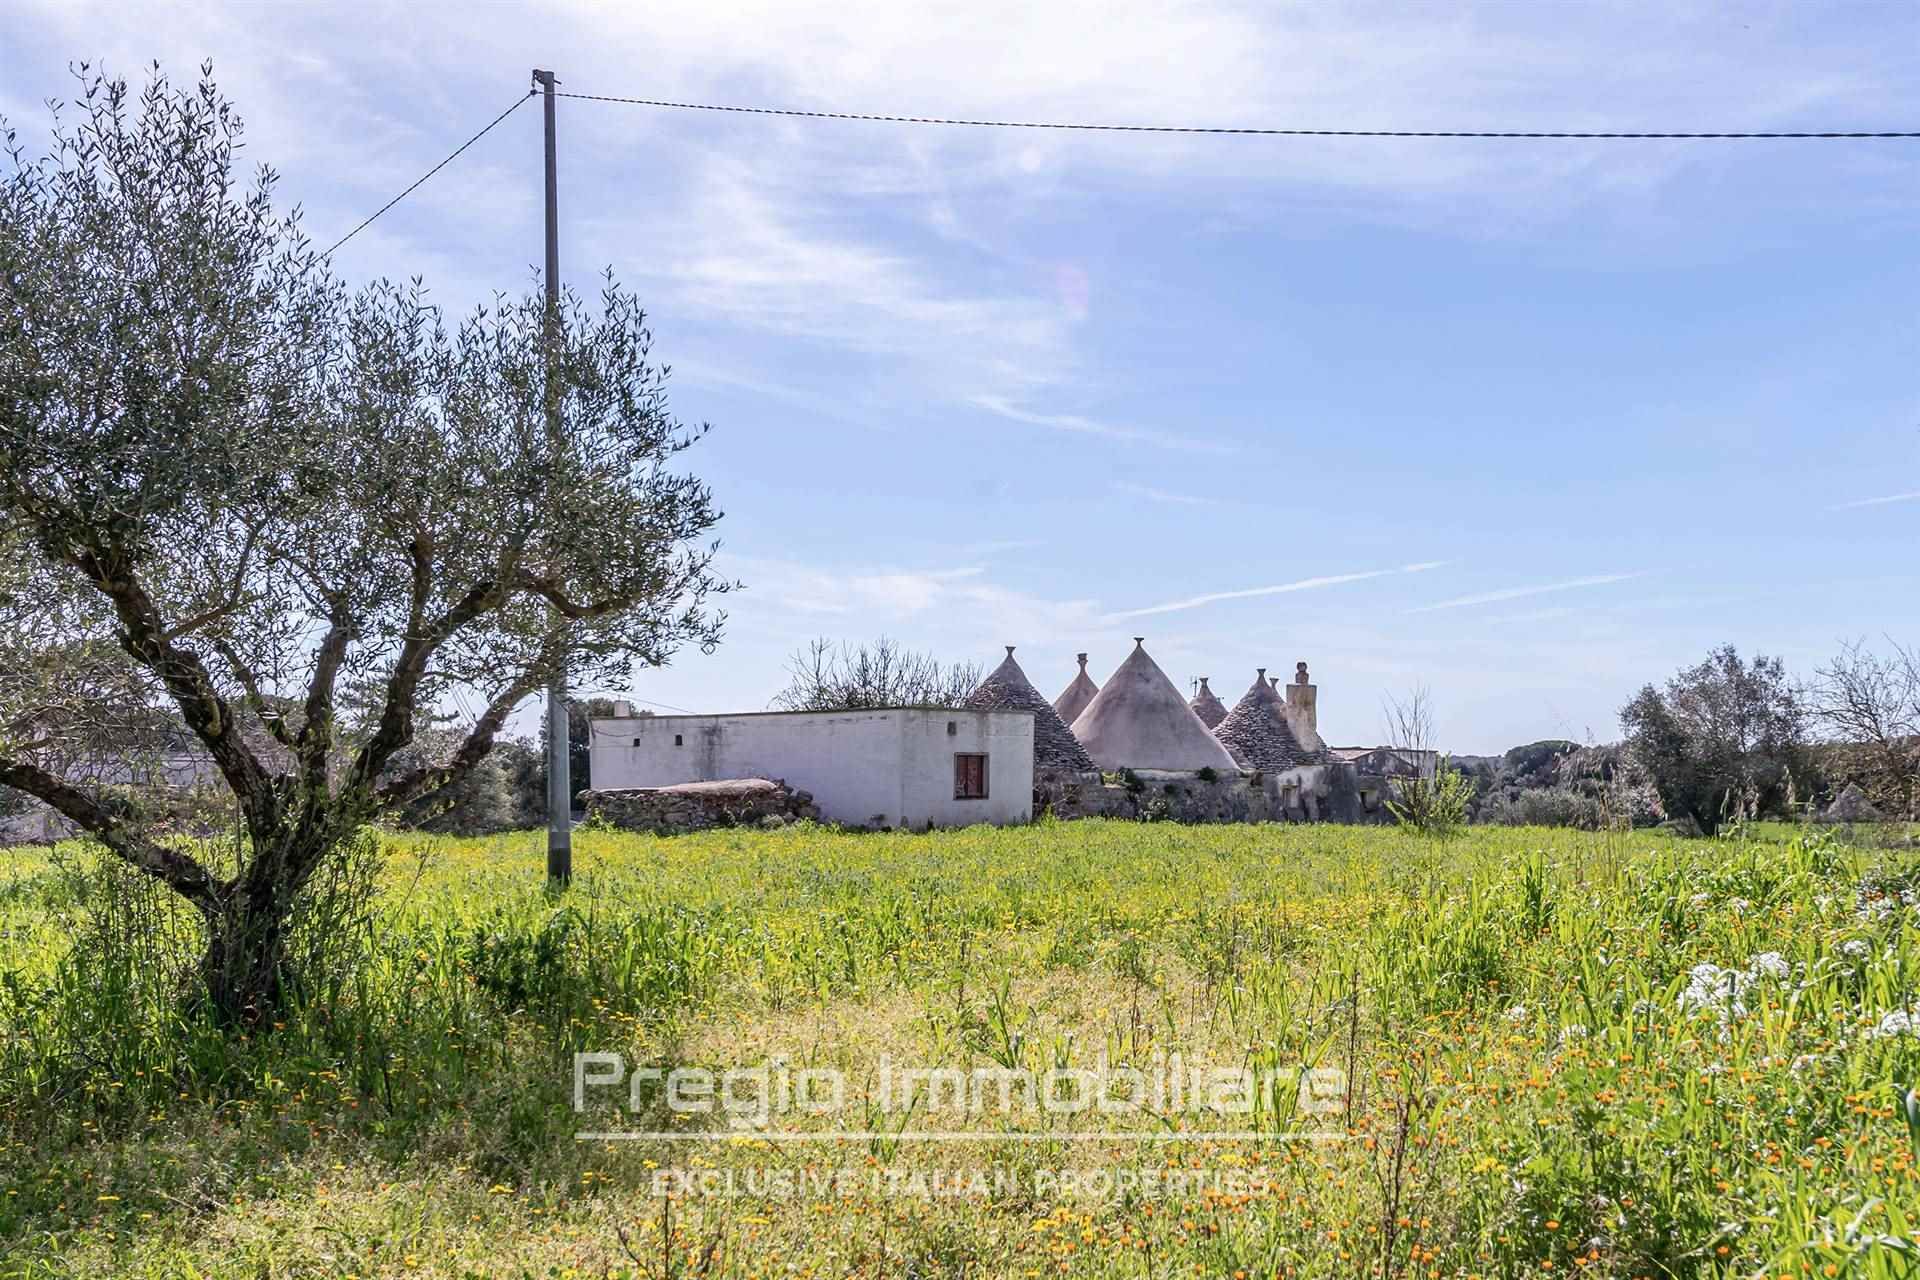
[200,890,291,1027]
[194,823,338,1027]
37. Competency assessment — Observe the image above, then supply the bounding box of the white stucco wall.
[590,708,1033,829]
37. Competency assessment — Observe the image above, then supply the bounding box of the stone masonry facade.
[579,778,820,834]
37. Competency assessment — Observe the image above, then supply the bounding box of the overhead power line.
[323,83,1920,254]
[624,695,698,715]
[322,89,537,258]
[557,90,1920,140]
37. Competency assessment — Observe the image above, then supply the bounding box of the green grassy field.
[2,819,1917,1278]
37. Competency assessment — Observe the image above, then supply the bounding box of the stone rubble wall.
[579,778,820,834]
[0,797,73,846]
[1038,764,1358,824]
[1819,782,1885,824]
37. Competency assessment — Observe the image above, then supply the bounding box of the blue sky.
[6,1,1917,752]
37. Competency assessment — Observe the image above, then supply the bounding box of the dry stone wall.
[1039,765,1352,824]
[580,778,820,834]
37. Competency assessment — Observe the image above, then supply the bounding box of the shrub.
[1388,758,1474,837]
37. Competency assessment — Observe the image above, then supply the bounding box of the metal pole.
[534,68,571,887]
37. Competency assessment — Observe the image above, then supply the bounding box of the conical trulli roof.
[1069,640,1240,772]
[965,647,1096,772]
[1189,677,1228,730]
[1053,653,1100,727]
[1213,669,1320,770]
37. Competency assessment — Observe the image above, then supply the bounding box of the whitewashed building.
[589,706,1035,829]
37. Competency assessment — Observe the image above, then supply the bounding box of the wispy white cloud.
[724,553,1097,633]
[1114,480,1212,506]
[592,162,1076,397]
[1830,490,1920,511]
[1110,562,1448,621]
[970,395,1236,454]
[747,561,988,616]
[1406,571,1647,614]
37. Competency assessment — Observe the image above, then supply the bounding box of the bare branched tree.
[1382,687,1470,836]
[770,637,980,711]
[1811,637,1920,820]
[0,66,728,1022]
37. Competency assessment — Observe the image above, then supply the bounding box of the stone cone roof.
[1824,782,1885,823]
[1213,670,1321,770]
[965,647,1096,772]
[1189,677,1228,730]
[1053,653,1100,727]
[1069,640,1240,773]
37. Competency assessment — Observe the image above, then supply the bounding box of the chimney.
[612,699,635,718]
[1284,661,1317,736]
[1076,653,1088,672]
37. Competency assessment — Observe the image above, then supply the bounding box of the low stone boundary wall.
[1038,764,1365,823]
[579,778,820,834]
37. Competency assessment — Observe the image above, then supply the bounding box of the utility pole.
[534,67,571,887]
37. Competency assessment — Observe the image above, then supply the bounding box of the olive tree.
[0,67,727,1022]
[1620,645,1807,832]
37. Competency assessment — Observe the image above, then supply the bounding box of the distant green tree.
[1621,646,1808,833]
[396,735,543,835]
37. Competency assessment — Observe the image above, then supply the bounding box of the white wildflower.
[1679,963,1751,1021]
[1868,1010,1918,1040]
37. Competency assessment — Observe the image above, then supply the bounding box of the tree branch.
[517,573,652,621]
[0,755,228,913]
[70,545,279,827]
[210,638,296,748]
[345,574,504,793]
[374,670,543,809]
[296,609,353,789]
[160,523,259,642]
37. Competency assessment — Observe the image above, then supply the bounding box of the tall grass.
[0,819,1916,1276]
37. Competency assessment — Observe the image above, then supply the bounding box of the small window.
[632,737,642,747]
[674,734,683,746]
[954,753,988,800]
